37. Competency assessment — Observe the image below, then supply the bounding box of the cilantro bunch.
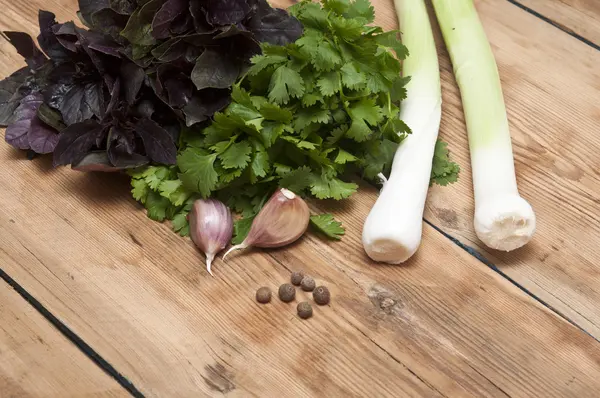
[130,0,458,239]
[178,1,409,195]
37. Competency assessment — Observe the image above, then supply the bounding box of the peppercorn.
[290,271,304,286]
[300,276,316,292]
[256,287,272,304]
[278,283,296,302]
[313,286,331,305]
[297,301,313,319]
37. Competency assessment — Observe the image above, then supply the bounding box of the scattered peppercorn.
[256,287,272,304]
[313,286,331,305]
[290,271,304,286]
[297,301,313,319]
[300,276,316,292]
[278,283,296,302]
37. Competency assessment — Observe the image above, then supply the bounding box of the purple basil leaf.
[106,78,121,114]
[120,63,145,104]
[78,0,111,25]
[86,30,122,57]
[37,11,70,61]
[52,22,76,36]
[55,36,78,52]
[152,0,187,39]
[184,45,203,64]
[203,0,250,26]
[3,31,48,70]
[89,8,129,42]
[134,100,155,119]
[71,151,122,172]
[164,74,192,108]
[36,103,66,131]
[109,146,150,168]
[151,38,186,62]
[88,41,121,57]
[0,67,30,126]
[5,118,33,150]
[183,89,230,126]
[245,2,303,46]
[191,49,241,91]
[171,11,194,35]
[134,118,177,164]
[119,44,154,68]
[29,116,60,154]
[214,24,253,39]
[84,82,105,120]
[120,0,163,46]
[108,125,135,154]
[54,83,102,126]
[5,93,43,150]
[148,72,169,106]
[107,126,150,168]
[189,1,211,33]
[53,120,106,166]
[74,27,107,77]
[109,0,137,15]
[46,63,76,85]
[182,31,218,46]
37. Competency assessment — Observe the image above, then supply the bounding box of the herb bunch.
[131,0,457,239]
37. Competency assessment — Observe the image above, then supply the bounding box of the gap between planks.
[505,0,600,50]
[0,266,145,398]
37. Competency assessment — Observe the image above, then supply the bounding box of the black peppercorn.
[290,271,304,286]
[297,302,313,319]
[313,286,330,305]
[300,276,315,292]
[278,283,296,302]
[256,287,272,304]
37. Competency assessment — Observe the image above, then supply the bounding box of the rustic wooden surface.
[1,0,600,397]
[517,0,600,45]
[0,282,127,397]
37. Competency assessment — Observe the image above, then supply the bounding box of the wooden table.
[1,0,599,396]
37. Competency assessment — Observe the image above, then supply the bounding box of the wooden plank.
[517,0,600,45]
[424,0,600,337]
[1,0,600,397]
[0,281,127,397]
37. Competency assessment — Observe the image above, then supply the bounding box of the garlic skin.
[223,188,310,259]
[189,199,233,275]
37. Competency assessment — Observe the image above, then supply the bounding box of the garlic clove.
[223,188,310,260]
[189,199,234,276]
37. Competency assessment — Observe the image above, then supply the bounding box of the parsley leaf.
[145,191,170,222]
[220,141,252,169]
[431,140,460,186]
[310,214,345,240]
[310,174,357,200]
[340,63,365,89]
[232,215,256,245]
[177,150,219,198]
[346,98,383,141]
[317,71,342,96]
[268,65,305,105]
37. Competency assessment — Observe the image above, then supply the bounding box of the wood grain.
[423,0,600,338]
[1,148,600,397]
[0,281,127,397]
[517,0,600,45]
[1,0,600,397]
